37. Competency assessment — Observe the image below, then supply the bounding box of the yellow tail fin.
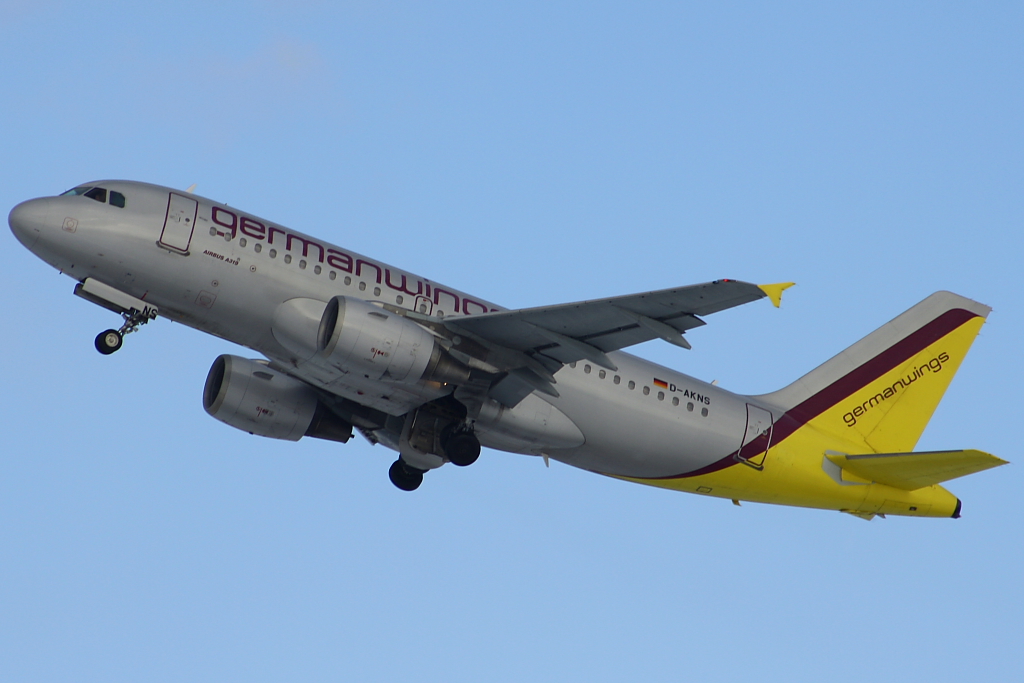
[758,291,990,453]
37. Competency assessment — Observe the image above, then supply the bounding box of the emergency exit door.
[158,193,197,254]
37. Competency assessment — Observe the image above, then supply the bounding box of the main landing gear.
[389,459,425,491]
[442,426,481,467]
[94,307,153,355]
[387,426,481,491]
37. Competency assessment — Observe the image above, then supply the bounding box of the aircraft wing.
[444,279,792,406]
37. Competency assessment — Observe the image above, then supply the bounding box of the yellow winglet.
[758,282,795,308]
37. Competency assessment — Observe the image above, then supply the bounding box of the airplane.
[8,180,1007,519]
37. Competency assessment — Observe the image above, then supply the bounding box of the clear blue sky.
[1,2,1021,681]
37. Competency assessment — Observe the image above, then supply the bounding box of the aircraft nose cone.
[9,199,48,250]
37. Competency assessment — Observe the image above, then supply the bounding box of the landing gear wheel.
[444,431,481,467]
[389,459,424,491]
[95,329,123,355]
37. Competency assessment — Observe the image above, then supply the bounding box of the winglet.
[758,282,795,308]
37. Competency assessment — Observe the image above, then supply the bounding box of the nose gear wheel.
[95,329,123,354]
[93,307,154,355]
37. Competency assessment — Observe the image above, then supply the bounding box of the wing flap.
[826,449,1007,490]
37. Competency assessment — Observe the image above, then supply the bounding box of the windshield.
[60,185,127,208]
[61,186,93,196]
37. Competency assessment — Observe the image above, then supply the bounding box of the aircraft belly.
[474,393,585,453]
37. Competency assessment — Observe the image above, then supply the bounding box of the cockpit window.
[84,187,107,203]
[61,186,93,196]
[110,191,126,208]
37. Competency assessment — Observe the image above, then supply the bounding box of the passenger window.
[84,187,107,203]
[672,397,679,406]
[599,370,606,379]
[584,365,592,374]
[613,375,620,385]
[643,386,650,396]
[701,407,709,417]
[658,391,665,401]
[109,191,126,208]
[628,380,635,390]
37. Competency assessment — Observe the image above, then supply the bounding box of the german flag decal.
[653,378,669,389]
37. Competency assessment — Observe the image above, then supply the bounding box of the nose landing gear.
[94,307,155,355]
[95,329,123,354]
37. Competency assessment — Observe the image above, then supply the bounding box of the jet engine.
[203,354,352,442]
[316,296,471,385]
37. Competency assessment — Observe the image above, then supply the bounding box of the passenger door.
[158,193,197,254]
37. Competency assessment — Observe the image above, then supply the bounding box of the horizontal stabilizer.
[826,450,1007,491]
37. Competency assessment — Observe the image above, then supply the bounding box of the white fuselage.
[11,181,764,479]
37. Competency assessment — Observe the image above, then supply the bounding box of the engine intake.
[203,355,352,442]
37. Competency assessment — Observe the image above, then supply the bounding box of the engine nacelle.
[316,296,471,385]
[203,355,352,442]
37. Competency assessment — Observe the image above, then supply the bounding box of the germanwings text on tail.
[9,181,1006,519]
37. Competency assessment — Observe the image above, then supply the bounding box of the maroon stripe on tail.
[644,308,981,480]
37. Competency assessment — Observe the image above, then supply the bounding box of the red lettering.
[433,288,460,313]
[211,206,237,238]
[286,233,325,262]
[239,216,265,240]
[267,225,286,245]
[462,298,488,315]
[327,249,353,272]
[212,206,236,229]
[356,259,382,284]
[385,269,422,296]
